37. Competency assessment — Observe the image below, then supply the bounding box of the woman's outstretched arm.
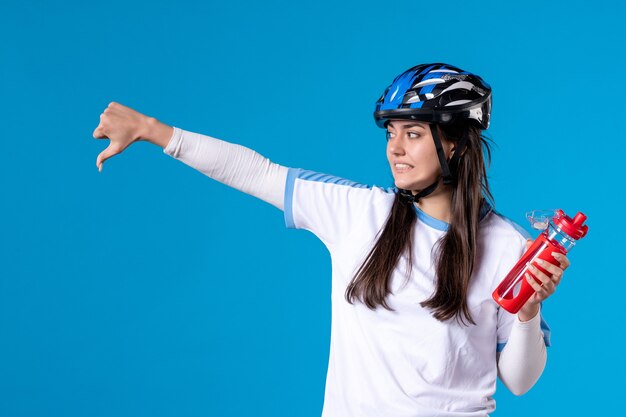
[158,125,287,210]
[93,102,288,210]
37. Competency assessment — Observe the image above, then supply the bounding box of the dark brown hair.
[344,120,495,325]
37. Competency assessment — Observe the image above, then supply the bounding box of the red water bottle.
[492,209,589,314]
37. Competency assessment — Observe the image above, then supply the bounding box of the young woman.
[93,63,570,417]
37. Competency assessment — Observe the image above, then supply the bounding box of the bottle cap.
[552,209,588,240]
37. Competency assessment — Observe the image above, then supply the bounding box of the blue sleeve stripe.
[540,310,552,347]
[284,168,397,229]
[496,342,507,353]
[296,169,373,188]
[292,168,398,194]
[296,169,398,194]
[284,167,301,229]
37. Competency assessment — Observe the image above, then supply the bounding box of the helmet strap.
[429,124,453,185]
[430,124,468,185]
[398,180,440,204]
[448,130,468,179]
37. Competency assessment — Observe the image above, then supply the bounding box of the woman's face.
[385,119,454,192]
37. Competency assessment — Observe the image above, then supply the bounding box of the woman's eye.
[386,131,394,141]
[408,131,421,138]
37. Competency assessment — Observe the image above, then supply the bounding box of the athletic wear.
[284,167,550,417]
[497,312,547,396]
[162,126,551,416]
[163,126,287,210]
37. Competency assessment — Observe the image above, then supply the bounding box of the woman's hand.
[92,102,153,172]
[517,238,571,322]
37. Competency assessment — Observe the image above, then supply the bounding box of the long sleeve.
[496,308,547,395]
[162,126,289,210]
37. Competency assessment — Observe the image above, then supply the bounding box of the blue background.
[1,0,623,415]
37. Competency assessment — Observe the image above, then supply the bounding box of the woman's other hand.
[517,238,571,322]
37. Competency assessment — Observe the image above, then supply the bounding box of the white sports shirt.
[284,168,550,417]
[162,126,551,417]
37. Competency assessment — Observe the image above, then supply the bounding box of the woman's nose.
[388,138,405,155]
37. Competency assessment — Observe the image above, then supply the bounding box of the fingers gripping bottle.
[492,209,589,314]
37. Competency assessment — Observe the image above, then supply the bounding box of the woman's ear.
[449,143,467,158]
[445,142,456,159]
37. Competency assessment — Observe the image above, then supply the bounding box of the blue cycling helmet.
[373,63,492,130]
[373,63,492,202]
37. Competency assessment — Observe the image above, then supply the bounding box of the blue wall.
[1,0,622,415]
